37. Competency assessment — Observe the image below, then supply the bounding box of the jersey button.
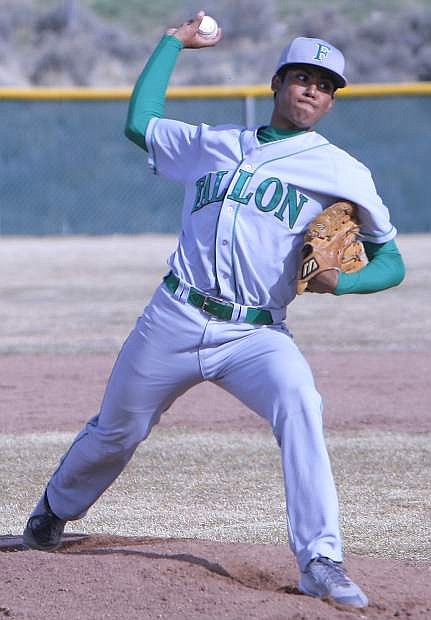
[244,163,253,171]
[222,240,228,246]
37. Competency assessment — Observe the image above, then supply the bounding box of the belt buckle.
[203,295,235,320]
[202,295,213,314]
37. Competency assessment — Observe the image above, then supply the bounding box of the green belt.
[163,272,273,325]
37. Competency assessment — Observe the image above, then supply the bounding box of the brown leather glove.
[296,201,368,295]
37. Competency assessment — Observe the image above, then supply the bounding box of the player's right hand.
[166,11,222,48]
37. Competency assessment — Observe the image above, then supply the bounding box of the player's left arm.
[306,238,405,294]
[333,238,405,295]
[311,153,405,295]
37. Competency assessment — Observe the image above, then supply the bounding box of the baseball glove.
[296,200,367,294]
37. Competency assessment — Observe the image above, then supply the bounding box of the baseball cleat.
[299,556,368,608]
[23,491,66,551]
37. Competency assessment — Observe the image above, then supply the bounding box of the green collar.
[257,125,308,144]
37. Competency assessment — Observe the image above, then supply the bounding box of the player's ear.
[271,74,282,95]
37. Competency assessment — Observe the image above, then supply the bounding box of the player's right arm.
[125,11,221,151]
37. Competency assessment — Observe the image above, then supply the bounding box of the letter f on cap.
[275,37,348,87]
[314,43,331,61]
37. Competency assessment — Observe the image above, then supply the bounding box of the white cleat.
[299,556,368,608]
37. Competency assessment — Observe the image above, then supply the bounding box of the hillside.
[1,0,431,86]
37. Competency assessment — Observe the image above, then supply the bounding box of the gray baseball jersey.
[146,118,396,311]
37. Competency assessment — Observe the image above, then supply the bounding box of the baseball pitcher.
[23,11,405,610]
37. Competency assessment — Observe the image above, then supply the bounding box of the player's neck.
[270,120,311,132]
[269,110,312,132]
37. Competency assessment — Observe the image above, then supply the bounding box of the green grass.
[278,0,428,18]
[4,429,431,560]
[33,0,431,31]
[33,0,184,31]
[89,0,182,29]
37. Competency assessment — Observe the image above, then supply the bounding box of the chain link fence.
[1,86,430,235]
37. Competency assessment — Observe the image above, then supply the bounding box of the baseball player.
[23,12,405,610]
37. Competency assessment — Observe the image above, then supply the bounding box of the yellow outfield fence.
[1,82,431,100]
[1,82,430,235]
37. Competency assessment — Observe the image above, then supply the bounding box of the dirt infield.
[0,235,430,619]
[1,535,430,620]
[0,352,429,434]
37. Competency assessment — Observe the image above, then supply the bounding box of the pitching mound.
[1,534,430,619]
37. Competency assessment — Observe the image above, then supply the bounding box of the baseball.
[198,15,218,37]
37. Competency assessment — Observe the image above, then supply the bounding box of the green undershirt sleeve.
[335,238,405,295]
[124,35,184,151]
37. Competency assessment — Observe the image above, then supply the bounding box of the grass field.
[0,234,428,354]
[3,429,430,562]
[0,233,430,566]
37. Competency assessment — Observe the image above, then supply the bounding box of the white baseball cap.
[276,37,347,88]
